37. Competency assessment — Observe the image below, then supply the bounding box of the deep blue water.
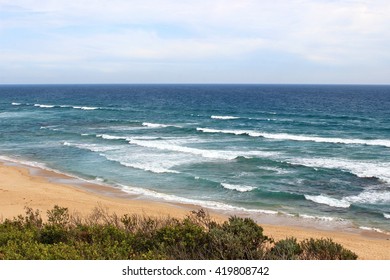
[1,84,389,232]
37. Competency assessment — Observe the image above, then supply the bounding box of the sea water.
[0,84,389,232]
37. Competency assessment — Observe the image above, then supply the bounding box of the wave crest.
[221,183,256,192]
[211,115,240,120]
[197,127,390,148]
[305,194,350,208]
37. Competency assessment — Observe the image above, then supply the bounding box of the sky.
[1,0,390,84]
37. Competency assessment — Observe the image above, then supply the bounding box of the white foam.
[142,122,169,128]
[261,132,390,148]
[95,177,105,182]
[142,122,181,128]
[101,152,180,174]
[127,138,278,160]
[117,161,179,174]
[96,134,129,141]
[40,126,58,130]
[359,226,388,234]
[62,141,117,152]
[344,190,390,204]
[305,190,390,208]
[259,166,292,174]
[0,155,48,170]
[211,115,240,120]
[120,184,278,215]
[305,194,350,208]
[11,102,21,106]
[221,183,257,192]
[197,127,390,148]
[298,214,342,222]
[73,106,98,110]
[384,213,390,219]
[288,157,390,184]
[34,104,55,108]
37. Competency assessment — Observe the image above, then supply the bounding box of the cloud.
[1,0,390,83]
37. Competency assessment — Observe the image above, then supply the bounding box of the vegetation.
[0,206,357,260]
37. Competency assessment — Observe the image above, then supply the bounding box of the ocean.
[0,84,389,233]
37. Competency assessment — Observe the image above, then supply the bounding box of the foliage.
[0,206,358,260]
[299,238,358,260]
[266,237,303,260]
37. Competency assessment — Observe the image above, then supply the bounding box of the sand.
[0,160,389,260]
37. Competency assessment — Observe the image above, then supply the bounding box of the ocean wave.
[384,213,390,219]
[211,115,240,120]
[62,141,117,152]
[0,155,48,170]
[305,190,390,209]
[72,106,99,110]
[344,190,390,204]
[259,166,292,174]
[34,103,55,108]
[102,154,180,174]
[142,122,169,128]
[298,214,344,222]
[95,177,105,182]
[11,102,21,106]
[196,127,390,148]
[32,104,98,110]
[96,134,129,141]
[221,183,257,192]
[64,140,184,174]
[359,226,389,234]
[304,194,350,208]
[142,122,182,128]
[40,126,60,131]
[127,138,278,160]
[119,184,278,215]
[288,157,390,184]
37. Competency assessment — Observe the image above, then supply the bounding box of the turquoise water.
[1,84,389,232]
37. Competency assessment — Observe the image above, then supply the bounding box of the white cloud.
[1,0,390,83]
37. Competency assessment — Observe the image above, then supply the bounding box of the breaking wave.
[197,128,390,148]
[211,115,240,120]
[127,138,278,160]
[288,157,390,184]
[221,183,257,192]
[305,194,350,208]
[305,190,390,208]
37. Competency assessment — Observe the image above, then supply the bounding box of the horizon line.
[1,82,390,86]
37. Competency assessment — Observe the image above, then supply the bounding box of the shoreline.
[0,158,389,259]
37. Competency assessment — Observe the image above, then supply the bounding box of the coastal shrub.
[39,225,68,244]
[47,205,69,227]
[208,216,268,259]
[14,207,43,229]
[0,205,359,260]
[266,237,302,260]
[300,238,358,260]
[155,218,209,259]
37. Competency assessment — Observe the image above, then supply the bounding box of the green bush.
[300,238,358,260]
[39,225,68,244]
[0,205,358,260]
[47,206,69,227]
[155,218,209,259]
[207,216,268,260]
[267,237,302,260]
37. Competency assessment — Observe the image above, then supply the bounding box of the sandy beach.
[1,160,389,260]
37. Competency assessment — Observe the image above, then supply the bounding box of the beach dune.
[0,161,389,260]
